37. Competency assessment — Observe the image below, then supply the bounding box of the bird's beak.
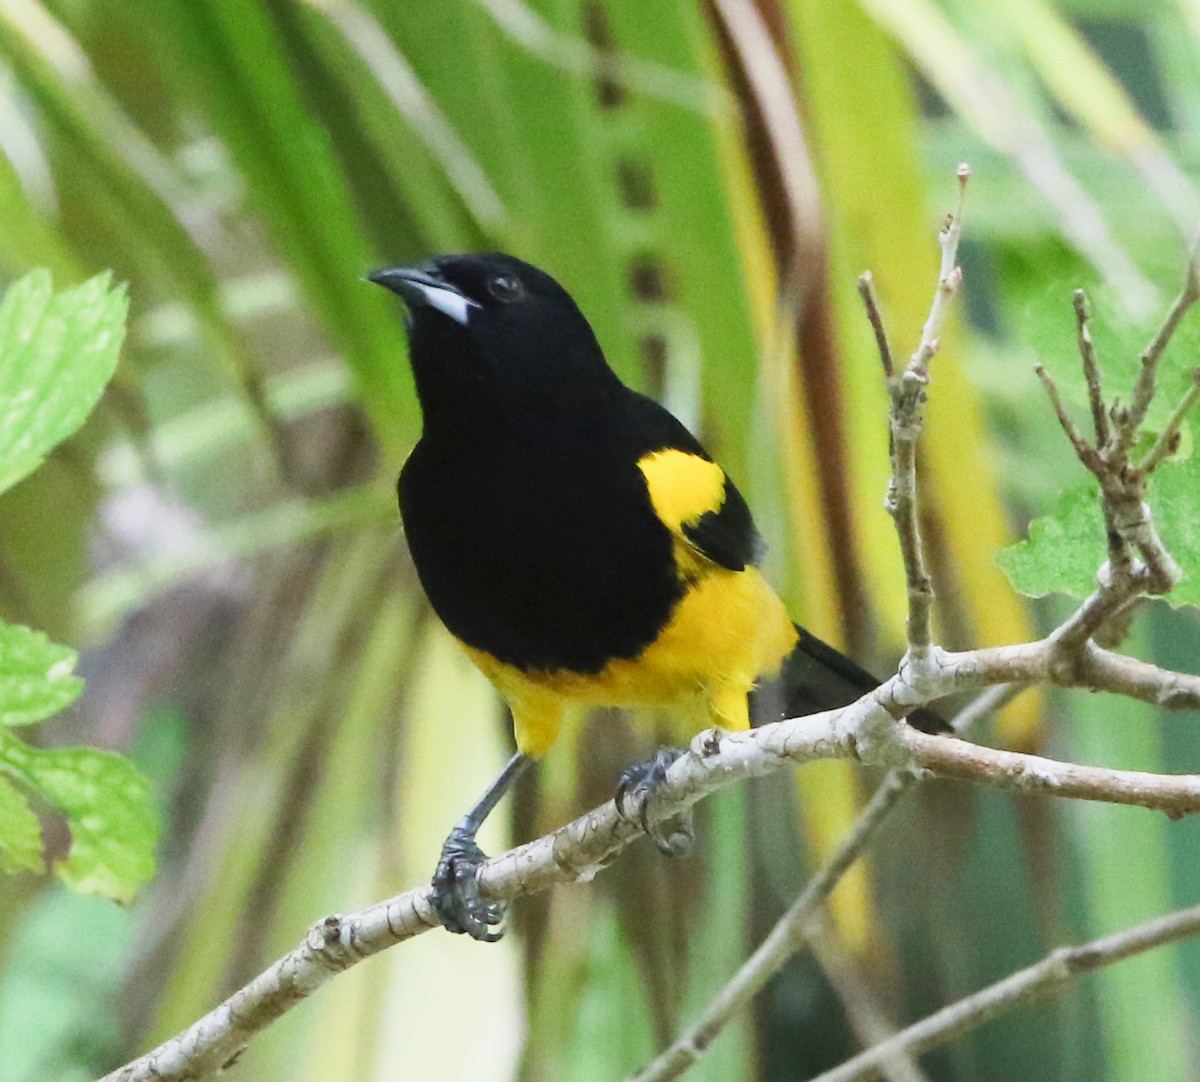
[368,266,479,327]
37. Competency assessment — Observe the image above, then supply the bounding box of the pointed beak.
[368,266,479,327]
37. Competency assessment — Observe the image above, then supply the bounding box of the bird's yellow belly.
[460,566,797,757]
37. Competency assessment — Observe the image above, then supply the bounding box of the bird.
[369,253,943,941]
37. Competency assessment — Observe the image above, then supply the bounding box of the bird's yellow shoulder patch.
[637,450,726,533]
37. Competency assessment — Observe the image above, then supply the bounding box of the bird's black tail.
[751,624,948,734]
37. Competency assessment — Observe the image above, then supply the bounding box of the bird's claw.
[431,827,507,941]
[615,747,694,856]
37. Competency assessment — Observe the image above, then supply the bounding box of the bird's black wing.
[680,476,763,572]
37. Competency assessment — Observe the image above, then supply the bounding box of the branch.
[808,900,1200,1082]
[880,163,968,654]
[102,662,1200,1082]
[1031,239,1200,607]
[1121,231,1200,446]
[1136,367,1200,473]
[857,272,894,378]
[1034,363,1101,470]
[910,163,969,378]
[1073,289,1109,446]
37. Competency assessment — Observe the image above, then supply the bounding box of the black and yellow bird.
[370,253,940,941]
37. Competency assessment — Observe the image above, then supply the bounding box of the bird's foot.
[615,747,694,856]
[431,827,506,941]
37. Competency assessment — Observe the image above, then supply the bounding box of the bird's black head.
[369,253,620,431]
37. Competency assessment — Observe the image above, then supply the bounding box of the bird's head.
[369,253,618,426]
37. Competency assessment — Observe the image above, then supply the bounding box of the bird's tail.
[752,624,948,734]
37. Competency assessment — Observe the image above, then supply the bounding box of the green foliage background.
[1,1,1200,1080]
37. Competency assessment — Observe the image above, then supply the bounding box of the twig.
[933,639,1200,709]
[858,273,894,378]
[630,633,1200,1082]
[884,166,969,654]
[900,725,1200,811]
[1079,645,1200,713]
[1121,234,1200,446]
[1032,254,1200,606]
[1047,574,1147,656]
[1073,289,1109,445]
[808,901,1200,1082]
[1033,364,1098,466]
[1136,368,1200,473]
[909,163,968,376]
[628,757,915,1082]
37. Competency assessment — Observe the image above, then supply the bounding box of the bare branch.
[99,653,1200,1082]
[887,425,935,654]
[1122,234,1200,445]
[1033,363,1100,469]
[880,167,969,655]
[653,206,1198,1082]
[1079,645,1200,713]
[629,629,1200,1082]
[1073,289,1109,445]
[858,272,895,378]
[900,727,1200,812]
[1136,367,1200,473]
[809,901,1200,1082]
[631,207,1200,1080]
[1049,568,1153,654]
[910,163,969,377]
[939,641,1200,709]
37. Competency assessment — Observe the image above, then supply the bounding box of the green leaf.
[0,269,127,496]
[0,621,84,727]
[0,730,158,902]
[0,774,43,874]
[998,452,1200,608]
[996,483,1106,599]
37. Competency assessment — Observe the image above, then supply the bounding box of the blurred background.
[3,0,1200,1079]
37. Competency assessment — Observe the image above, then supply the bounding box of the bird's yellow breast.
[461,565,797,757]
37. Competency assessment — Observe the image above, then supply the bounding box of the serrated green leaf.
[996,483,1106,599]
[0,268,127,497]
[0,620,84,727]
[0,730,157,902]
[0,773,43,874]
[998,453,1200,609]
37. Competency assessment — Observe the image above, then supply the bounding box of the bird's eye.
[487,272,525,303]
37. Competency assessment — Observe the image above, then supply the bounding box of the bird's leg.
[432,750,531,941]
[615,747,694,856]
